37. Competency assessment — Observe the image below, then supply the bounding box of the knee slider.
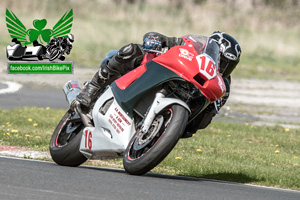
[115,43,143,63]
[110,44,144,74]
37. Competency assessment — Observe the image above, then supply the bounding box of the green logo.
[6,9,73,45]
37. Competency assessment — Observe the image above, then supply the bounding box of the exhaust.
[63,80,93,127]
[63,80,82,105]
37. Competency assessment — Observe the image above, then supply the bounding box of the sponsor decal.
[108,107,131,134]
[217,75,225,93]
[224,52,237,60]
[179,48,194,61]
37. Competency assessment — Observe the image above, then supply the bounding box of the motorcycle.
[49,34,226,175]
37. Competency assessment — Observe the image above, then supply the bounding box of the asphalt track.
[0,156,299,200]
[0,81,68,109]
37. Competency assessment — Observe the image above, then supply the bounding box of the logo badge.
[6,9,74,74]
[224,52,237,60]
[179,48,194,61]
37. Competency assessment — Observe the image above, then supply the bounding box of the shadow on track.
[79,164,261,184]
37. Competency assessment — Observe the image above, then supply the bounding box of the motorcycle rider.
[45,33,74,61]
[76,31,241,137]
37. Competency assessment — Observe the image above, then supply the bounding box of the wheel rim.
[133,115,164,151]
[128,108,173,161]
[55,112,82,147]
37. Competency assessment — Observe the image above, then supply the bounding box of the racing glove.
[214,76,231,111]
[143,36,162,51]
[143,32,184,49]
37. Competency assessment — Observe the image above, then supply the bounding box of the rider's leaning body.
[76,31,242,137]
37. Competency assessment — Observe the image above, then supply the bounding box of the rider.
[45,33,74,60]
[76,31,241,137]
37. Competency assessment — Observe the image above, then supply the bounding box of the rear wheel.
[49,109,87,166]
[123,105,188,175]
[38,54,43,60]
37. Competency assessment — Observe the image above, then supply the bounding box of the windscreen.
[183,34,220,69]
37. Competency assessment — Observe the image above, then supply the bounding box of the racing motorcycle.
[49,34,226,175]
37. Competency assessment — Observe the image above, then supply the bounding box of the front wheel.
[49,49,60,61]
[123,105,189,175]
[49,109,87,167]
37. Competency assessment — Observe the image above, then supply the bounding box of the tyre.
[49,49,60,61]
[59,55,65,61]
[38,55,43,60]
[49,109,87,167]
[123,105,188,175]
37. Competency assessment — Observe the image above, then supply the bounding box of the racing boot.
[76,71,107,108]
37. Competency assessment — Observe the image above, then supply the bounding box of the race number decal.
[196,54,217,80]
[84,130,92,150]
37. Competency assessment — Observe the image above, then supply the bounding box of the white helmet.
[67,34,74,44]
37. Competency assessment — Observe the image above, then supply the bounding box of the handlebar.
[143,48,167,55]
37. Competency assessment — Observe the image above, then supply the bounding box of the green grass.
[0,107,299,190]
[0,107,65,151]
[237,51,300,81]
[154,123,300,190]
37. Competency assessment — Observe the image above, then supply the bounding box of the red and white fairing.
[80,87,136,159]
[79,34,226,159]
[153,35,226,102]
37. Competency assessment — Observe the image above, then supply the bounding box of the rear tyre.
[38,55,43,60]
[123,105,188,175]
[49,109,87,167]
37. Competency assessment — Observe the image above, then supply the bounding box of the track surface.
[0,82,68,109]
[0,156,299,200]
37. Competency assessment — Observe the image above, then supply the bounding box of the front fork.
[141,93,165,133]
[140,92,191,133]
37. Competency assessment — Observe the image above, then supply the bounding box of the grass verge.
[0,107,65,151]
[0,107,299,190]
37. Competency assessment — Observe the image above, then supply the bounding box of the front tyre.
[49,49,60,61]
[49,109,87,167]
[123,105,188,175]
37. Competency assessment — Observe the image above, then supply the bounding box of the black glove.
[215,76,231,111]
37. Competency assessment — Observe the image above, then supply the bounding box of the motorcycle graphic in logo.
[6,9,74,61]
